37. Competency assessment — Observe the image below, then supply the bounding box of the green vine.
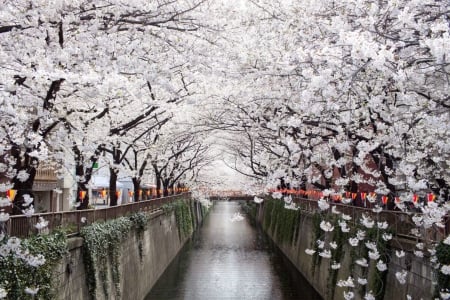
[0,230,67,300]
[261,198,300,245]
[270,200,282,235]
[262,199,274,230]
[162,202,175,215]
[292,210,301,246]
[173,200,194,238]
[163,199,208,238]
[129,212,148,261]
[435,241,450,298]
[80,212,148,299]
[241,201,258,226]
[201,203,208,219]
[311,212,323,275]
[327,216,347,299]
[275,203,298,244]
[366,227,391,300]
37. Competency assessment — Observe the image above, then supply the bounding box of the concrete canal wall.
[254,200,435,300]
[54,200,205,300]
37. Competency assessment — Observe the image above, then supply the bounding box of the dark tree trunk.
[435,179,449,202]
[132,177,140,202]
[74,145,100,210]
[12,173,36,214]
[371,147,398,209]
[11,146,37,215]
[109,167,118,206]
[156,178,162,198]
[153,164,162,198]
[162,179,170,197]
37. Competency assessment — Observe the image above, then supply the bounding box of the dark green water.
[145,201,322,300]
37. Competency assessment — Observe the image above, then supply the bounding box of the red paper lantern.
[6,189,17,201]
[79,190,87,200]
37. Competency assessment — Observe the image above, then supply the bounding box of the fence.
[290,196,449,243]
[5,193,191,238]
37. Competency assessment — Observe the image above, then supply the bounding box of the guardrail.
[5,193,191,238]
[290,196,448,243]
[210,195,254,201]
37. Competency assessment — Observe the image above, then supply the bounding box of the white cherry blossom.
[395,270,408,284]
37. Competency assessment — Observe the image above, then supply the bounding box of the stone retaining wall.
[255,202,435,300]
[54,200,204,300]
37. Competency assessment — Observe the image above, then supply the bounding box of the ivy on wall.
[260,198,400,300]
[129,212,148,261]
[162,199,197,239]
[0,230,67,300]
[327,216,348,299]
[311,212,323,275]
[262,199,274,231]
[367,227,391,300]
[201,203,209,219]
[262,198,301,245]
[435,241,450,298]
[80,212,148,300]
[240,201,258,226]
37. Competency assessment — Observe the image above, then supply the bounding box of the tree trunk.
[11,146,37,215]
[156,178,162,198]
[163,179,169,197]
[132,177,140,202]
[109,167,118,206]
[74,146,100,210]
[75,160,89,210]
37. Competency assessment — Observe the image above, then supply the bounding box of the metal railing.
[206,190,253,197]
[35,168,57,181]
[5,193,191,238]
[290,196,449,243]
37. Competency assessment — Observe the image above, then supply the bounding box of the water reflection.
[145,201,322,300]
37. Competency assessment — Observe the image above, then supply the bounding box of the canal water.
[145,201,322,300]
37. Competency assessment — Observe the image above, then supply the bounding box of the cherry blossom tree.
[210,1,450,299]
[1,0,210,211]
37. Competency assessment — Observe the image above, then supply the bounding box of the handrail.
[289,195,449,243]
[6,193,191,238]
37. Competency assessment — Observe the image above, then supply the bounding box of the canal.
[145,201,322,300]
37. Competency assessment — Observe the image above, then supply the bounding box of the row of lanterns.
[78,187,190,200]
[268,189,437,203]
[5,187,191,203]
[3,186,191,209]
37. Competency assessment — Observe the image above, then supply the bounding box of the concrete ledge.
[67,237,84,250]
[255,203,434,300]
